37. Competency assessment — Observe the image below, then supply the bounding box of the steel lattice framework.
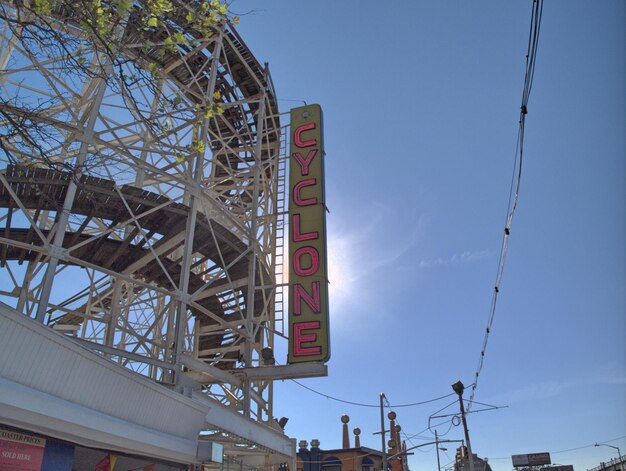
[0,0,291,459]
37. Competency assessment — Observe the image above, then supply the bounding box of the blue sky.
[230,2,625,471]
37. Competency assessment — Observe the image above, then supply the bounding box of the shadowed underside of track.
[0,165,269,368]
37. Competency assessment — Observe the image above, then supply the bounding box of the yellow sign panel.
[288,104,330,363]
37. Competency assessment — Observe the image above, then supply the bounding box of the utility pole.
[435,430,442,471]
[452,381,475,471]
[386,439,463,469]
[380,393,387,471]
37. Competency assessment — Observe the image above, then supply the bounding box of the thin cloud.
[325,203,425,329]
[605,376,626,385]
[419,249,494,268]
[488,372,626,406]
[595,364,626,386]
[497,380,569,404]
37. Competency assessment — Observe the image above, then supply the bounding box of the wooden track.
[121,6,281,205]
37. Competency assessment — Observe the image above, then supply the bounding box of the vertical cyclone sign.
[288,104,330,363]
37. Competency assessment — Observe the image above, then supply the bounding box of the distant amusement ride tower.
[0,0,305,466]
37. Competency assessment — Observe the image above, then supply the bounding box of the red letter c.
[294,123,317,148]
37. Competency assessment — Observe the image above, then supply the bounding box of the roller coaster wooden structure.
[0,1,303,465]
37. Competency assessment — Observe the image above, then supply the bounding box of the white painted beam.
[236,362,328,381]
[180,355,266,407]
[193,392,295,460]
[181,354,243,387]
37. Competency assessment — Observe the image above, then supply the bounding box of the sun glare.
[326,234,354,308]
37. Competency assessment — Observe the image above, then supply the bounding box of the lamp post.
[595,443,623,465]
[451,381,475,471]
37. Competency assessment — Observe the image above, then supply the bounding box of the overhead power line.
[467,0,544,412]
[487,434,626,460]
[290,378,456,408]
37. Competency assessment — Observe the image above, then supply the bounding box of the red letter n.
[293,281,321,315]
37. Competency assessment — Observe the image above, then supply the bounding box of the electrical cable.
[289,378,456,408]
[429,399,461,418]
[485,435,626,460]
[382,394,417,449]
[382,394,453,451]
[551,435,626,455]
[467,0,544,412]
[427,411,457,439]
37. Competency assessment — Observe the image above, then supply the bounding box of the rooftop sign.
[512,453,552,467]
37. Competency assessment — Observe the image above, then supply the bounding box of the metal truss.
[0,0,290,452]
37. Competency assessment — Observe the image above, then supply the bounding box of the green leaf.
[115,0,132,16]
[147,62,159,77]
[33,0,52,15]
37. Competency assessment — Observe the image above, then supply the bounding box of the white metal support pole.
[173,164,199,388]
[133,79,163,188]
[0,29,18,72]
[104,278,123,349]
[174,33,222,387]
[0,6,24,74]
[243,88,267,416]
[35,65,109,323]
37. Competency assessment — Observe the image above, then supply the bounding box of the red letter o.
[293,246,319,276]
